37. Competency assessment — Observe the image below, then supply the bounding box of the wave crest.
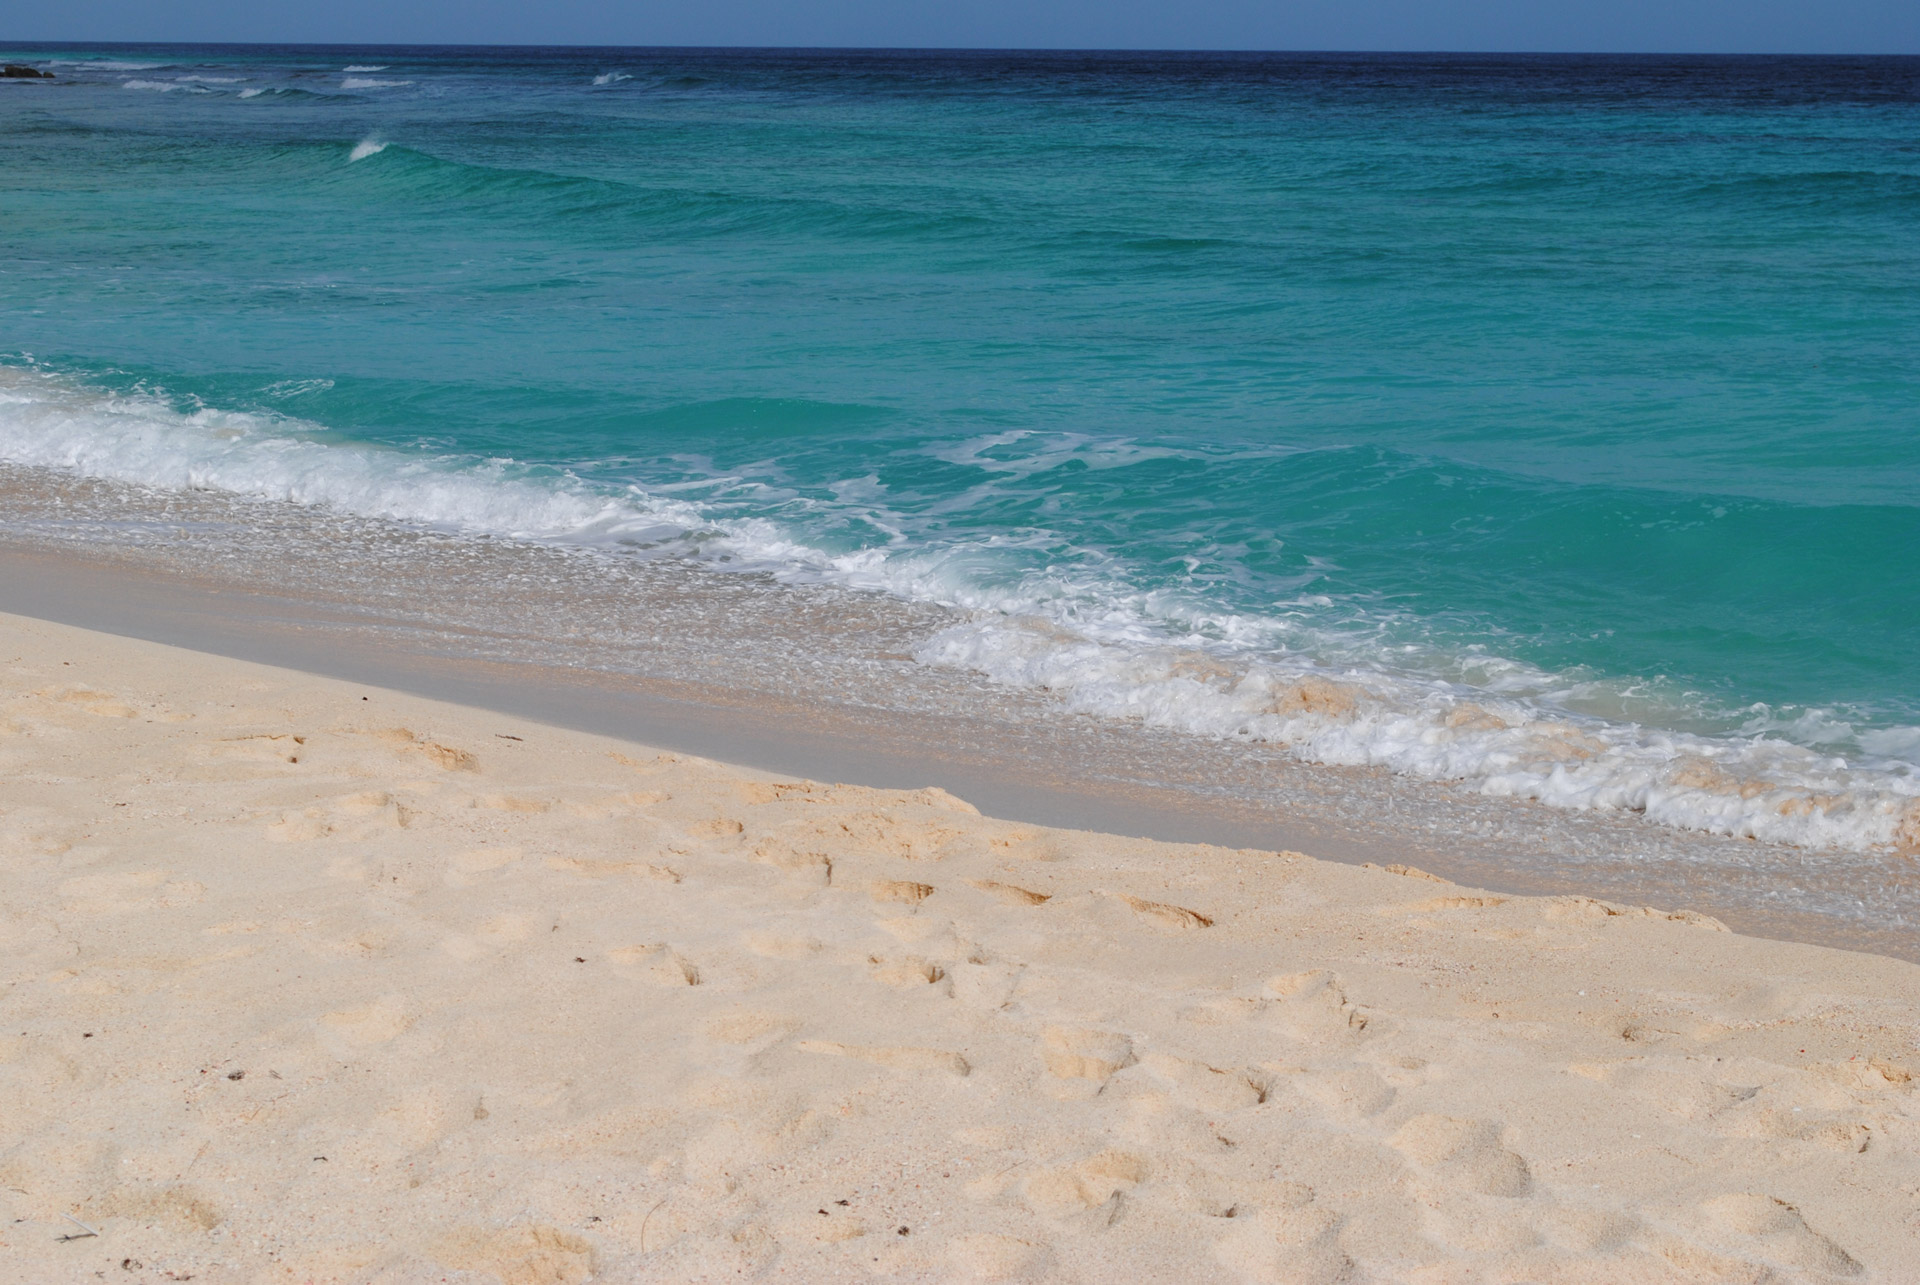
[916,618,1920,852]
[1,363,1914,854]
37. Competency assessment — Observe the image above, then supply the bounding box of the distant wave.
[592,72,632,86]
[342,77,411,90]
[50,59,165,70]
[348,138,389,162]
[314,141,993,244]
[343,65,388,72]
[0,362,1913,855]
[123,79,206,93]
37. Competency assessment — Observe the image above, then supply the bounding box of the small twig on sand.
[56,1212,99,1241]
[640,1199,666,1253]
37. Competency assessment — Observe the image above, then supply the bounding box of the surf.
[1,361,1913,855]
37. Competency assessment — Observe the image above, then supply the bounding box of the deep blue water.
[2,45,1917,849]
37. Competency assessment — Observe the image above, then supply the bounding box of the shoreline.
[2,608,1917,1281]
[0,517,1915,963]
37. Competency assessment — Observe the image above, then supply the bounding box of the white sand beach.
[2,609,1917,1283]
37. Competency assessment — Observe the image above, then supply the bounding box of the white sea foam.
[179,75,245,84]
[342,77,411,90]
[0,368,702,550]
[915,618,1920,852]
[0,364,1913,854]
[261,378,336,398]
[123,79,202,93]
[343,65,388,72]
[348,139,388,162]
[238,88,268,99]
[592,72,632,85]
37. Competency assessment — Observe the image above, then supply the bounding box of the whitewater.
[1,44,1917,863]
[2,362,1914,854]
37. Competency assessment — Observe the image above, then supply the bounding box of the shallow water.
[8,462,1920,960]
[1,45,1917,857]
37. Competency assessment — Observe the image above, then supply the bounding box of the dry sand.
[1,610,1917,1284]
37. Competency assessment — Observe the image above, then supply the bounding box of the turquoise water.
[2,46,1918,850]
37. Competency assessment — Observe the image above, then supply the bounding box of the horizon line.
[6,40,1919,58]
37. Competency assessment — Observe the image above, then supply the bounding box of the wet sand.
[0,479,1916,965]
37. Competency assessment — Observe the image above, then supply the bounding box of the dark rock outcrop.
[2,65,55,79]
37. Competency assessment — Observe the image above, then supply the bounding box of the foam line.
[1,364,1913,853]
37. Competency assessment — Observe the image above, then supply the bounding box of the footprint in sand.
[772,807,967,861]
[871,879,935,905]
[1266,970,1371,1042]
[1394,893,1508,915]
[1389,1114,1532,1197]
[968,878,1051,906]
[59,870,204,915]
[1023,1148,1148,1219]
[546,854,680,882]
[1111,892,1213,931]
[951,960,1024,1010]
[268,791,413,842]
[446,846,520,886]
[1212,1201,1355,1285]
[370,727,478,772]
[1140,1051,1268,1111]
[1573,1059,1759,1122]
[869,955,949,990]
[775,1209,869,1246]
[320,994,412,1045]
[266,809,333,841]
[751,838,832,885]
[476,793,552,814]
[705,1011,800,1051]
[431,1224,595,1285]
[741,930,822,959]
[203,733,306,764]
[338,789,412,821]
[44,686,141,719]
[99,1185,222,1233]
[796,1040,969,1077]
[562,788,667,819]
[1040,1026,1136,1081]
[987,827,1058,861]
[608,944,701,986]
[1701,1193,1862,1276]
[1293,1066,1396,1121]
[944,1233,1052,1282]
[1543,895,1728,931]
[1539,1206,1641,1255]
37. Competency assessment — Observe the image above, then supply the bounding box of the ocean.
[2,45,1917,873]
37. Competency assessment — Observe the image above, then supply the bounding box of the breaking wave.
[0,362,1914,853]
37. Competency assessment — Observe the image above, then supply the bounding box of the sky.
[6,0,1919,54]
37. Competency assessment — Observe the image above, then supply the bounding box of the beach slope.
[1,611,1915,1283]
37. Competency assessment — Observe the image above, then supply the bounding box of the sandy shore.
[11,492,1916,966]
[2,611,1916,1283]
